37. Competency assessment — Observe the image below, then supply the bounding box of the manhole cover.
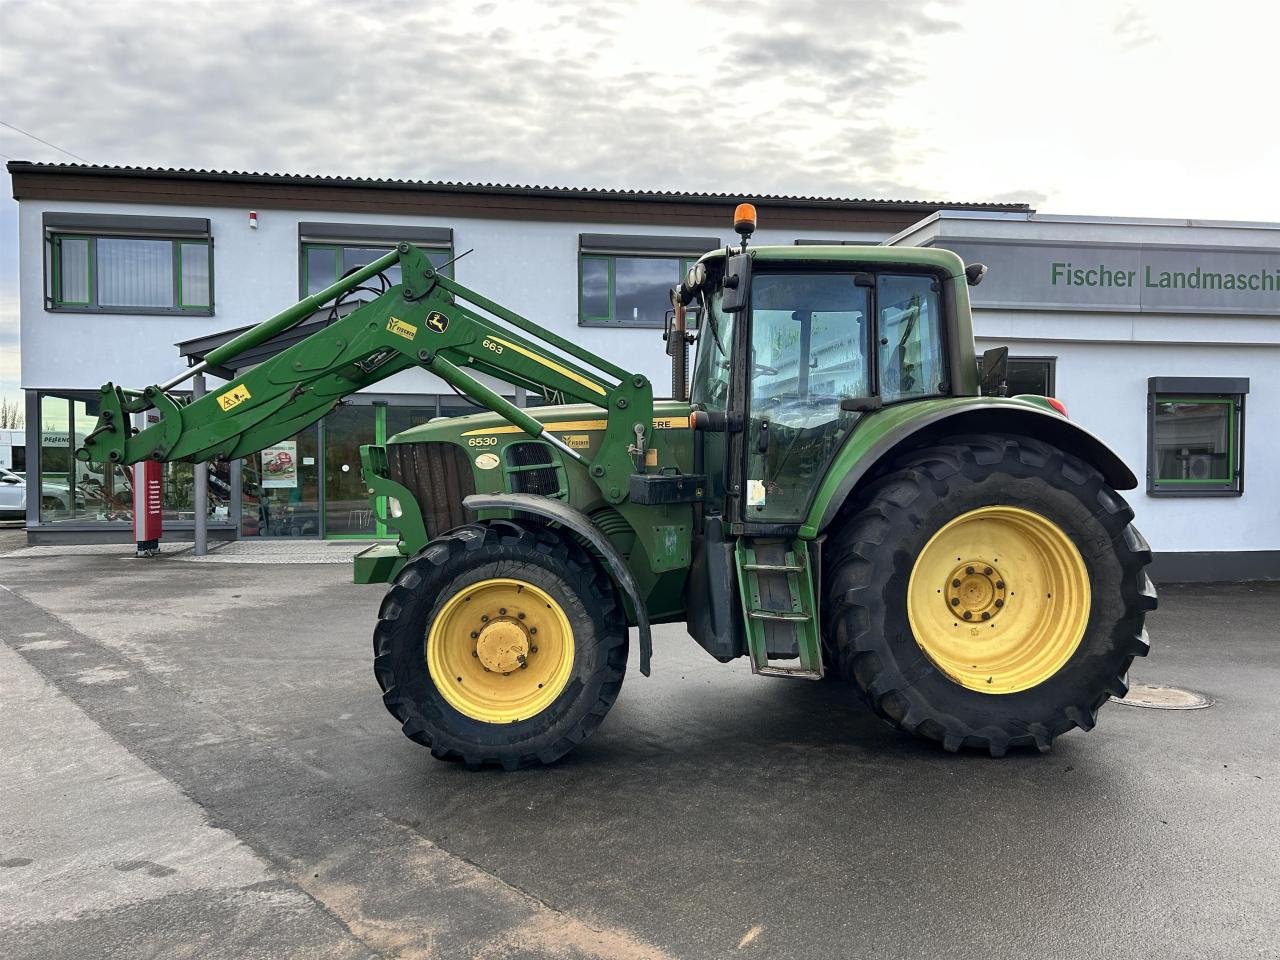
[1110,683,1213,710]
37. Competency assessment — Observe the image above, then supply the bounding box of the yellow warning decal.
[217,384,252,412]
[387,317,417,341]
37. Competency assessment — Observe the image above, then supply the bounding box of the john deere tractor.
[79,204,1155,768]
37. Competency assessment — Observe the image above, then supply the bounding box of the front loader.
[79,205,1155,768]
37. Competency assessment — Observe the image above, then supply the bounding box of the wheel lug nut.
[499,608,507,615]
[996,581,1005,589]
[981,611,991,620]
[530,646,538,653]
[517,612,525,620]
[480,614,490,622]
[472,650,478,657]
[950,598,960,606]
[529,628,537,635]
[470,631,479,639]
[963,611,972,620]
[995,599,1005,608]
[966,566,974,574]
[983,566,992,575]
[951,579,961,588]
[502,671,510,677]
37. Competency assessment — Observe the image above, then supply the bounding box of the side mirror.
[965,262,988,286]
[979,346,1009,396]
[720,252,751,313]
[839,395,883,413]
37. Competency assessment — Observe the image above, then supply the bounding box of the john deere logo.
[426,311,450,334]
[386,317,417,341]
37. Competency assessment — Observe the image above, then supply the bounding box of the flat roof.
[884,209,1280,246]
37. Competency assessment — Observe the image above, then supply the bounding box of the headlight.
[388,497,403,518]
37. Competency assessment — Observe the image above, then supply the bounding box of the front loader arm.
[78,244,654,505]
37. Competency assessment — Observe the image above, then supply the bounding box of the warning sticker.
[217,384,252,412]
[387,317,417,341]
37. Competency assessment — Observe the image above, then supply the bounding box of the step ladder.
[734,537,824,679]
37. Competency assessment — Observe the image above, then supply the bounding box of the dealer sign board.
[937,239,1280,316]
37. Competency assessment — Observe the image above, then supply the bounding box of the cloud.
[1112,6,1158,50]
[0,0,961,199]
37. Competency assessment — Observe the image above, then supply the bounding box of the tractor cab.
[675,209,980,530]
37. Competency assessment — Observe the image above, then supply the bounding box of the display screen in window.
[1153,398,1233,483]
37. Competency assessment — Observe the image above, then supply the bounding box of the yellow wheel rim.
[426,578,575,723]
[907,506,1090,694]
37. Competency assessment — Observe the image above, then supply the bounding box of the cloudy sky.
[2,0,1278,401]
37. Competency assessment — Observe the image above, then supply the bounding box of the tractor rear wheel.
[823,433,1155,756]
[373,520,628,769]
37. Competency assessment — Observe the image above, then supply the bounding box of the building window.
[300,242,453,297]
[976,355,1056,396]
[1007,357,1055,396]
[47,234,212,314]
[579,254,704,327]
[1147,377,1248,497]
[577,234,719,328]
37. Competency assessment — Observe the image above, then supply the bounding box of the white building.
[888,211,1279,580]
[6,162,1278,578]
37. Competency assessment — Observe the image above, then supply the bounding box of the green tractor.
[79,204,1155,768]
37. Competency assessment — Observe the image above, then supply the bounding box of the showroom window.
[1147,377,1248,497]
[579,234,718,327]
[298,222,453,298]
[32,391,233,525]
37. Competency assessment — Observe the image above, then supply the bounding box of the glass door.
[744,272,873,523]
[243,423,321,537]
[323,404,378,538]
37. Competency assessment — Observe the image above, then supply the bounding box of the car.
[0,467,80,517]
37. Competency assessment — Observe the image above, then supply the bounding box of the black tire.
[373,519,627,770]
[823,433,1156,756]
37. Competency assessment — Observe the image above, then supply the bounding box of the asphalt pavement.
[0,544,1276,959]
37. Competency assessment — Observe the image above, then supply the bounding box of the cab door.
[740,270,946,524]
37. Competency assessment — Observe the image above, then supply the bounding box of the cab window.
[877,274,945,401]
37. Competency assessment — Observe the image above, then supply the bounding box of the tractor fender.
[808,399,1138,537]
[463,492,654,677]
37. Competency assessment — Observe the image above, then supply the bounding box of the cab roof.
[700,244,967,276]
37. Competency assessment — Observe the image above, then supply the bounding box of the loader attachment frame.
[78,244,654,506]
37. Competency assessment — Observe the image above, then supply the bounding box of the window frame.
[977,354,1057,396]
[576,233,718,328]
[46,232,213,316]
[874,271,950,403]
[1146,376,1248,498]
[298,240,454,298]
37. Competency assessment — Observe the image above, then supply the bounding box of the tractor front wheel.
[823,434,1156,756]
[373,520,628,769]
